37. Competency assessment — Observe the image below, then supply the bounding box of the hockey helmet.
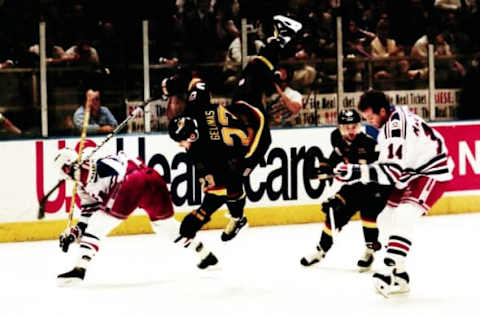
[54,147,80,181]
[338,109,361,125]
[338,109,361,142]
[168,115,199,142]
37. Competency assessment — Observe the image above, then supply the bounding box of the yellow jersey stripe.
[235,101,265,159]
[254,56,274,71]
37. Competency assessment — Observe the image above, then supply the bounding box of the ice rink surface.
[2,213,479,316]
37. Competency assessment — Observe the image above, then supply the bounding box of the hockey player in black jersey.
[162,15,302,177]
[301,109,392,271]
[168,102,260,244]
[164,15,302,241]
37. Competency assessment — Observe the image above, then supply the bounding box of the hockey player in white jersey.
[54,142,218,286]
[334,90,453,297]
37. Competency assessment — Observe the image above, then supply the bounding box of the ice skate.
[272,15,303,48]
[300,245,325,267]
[391,269,410,294]
[221,215,247,242]
[372,271,393,298]
[357,242,381,272]
[56,267,86,287]
[197,252,219,270]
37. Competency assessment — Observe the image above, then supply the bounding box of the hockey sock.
[385,235,411,272]
[362,222,380,245]
[226,194,246,219]
[319,231,333,252]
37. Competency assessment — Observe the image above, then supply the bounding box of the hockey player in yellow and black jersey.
[164,15,303,254]
[168,101,261,250]
[301,109,392,272]
[162,15,302,177]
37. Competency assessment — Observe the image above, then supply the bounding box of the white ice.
[1,213,479,316]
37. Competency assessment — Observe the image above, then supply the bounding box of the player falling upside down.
[54,144,217,286]
[161,14,303,235]
[333,90,454,297]
[301,109,392,271]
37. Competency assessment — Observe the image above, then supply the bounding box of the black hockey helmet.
[168,115,199,142]
[338,109,361,125]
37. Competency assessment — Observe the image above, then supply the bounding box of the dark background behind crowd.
[0,0,480,137]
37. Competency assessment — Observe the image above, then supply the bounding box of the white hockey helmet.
[54,148,79,181]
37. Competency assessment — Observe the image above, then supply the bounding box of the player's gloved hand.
[321,197,345,214]
[333,162,361,182]
[59,225,82,253]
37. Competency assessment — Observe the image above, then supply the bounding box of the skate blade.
[358,266,372,273]
[390,285,410,295]
[56,277,83,287]
[373,280,391,298]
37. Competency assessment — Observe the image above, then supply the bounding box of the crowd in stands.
[0,0,479,136]
[0,1,478,84]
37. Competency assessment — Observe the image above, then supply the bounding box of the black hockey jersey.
[187,102,251,184]
[185,77,270,173]
[329,129,378,167]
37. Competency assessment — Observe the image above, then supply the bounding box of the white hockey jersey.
[371,106,454,189]
[77,152,131,213]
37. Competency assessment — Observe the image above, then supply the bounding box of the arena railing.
[0,20,475,139]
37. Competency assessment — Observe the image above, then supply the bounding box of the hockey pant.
[232,46,279,106]
[320,183,390,252]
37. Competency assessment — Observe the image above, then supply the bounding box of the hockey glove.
[59,225,82,253]
[321,196,345,214]
[333,162,362,182]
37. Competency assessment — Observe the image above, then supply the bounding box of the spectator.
[370,19,405,82]
[65,39,100,67]
[343,19,376,91]
[289,32,317,91]
[214,0,241,52]
[28,38,70,66]
[410,31,466,85]
[178,0,219,63]
[434,0,461,11]
[458,53,480,119]
[223,31,265,87]
[266,67,302,127]
[0,112,21,135]
[73,88,117,134]
[0,59,14,69]
[344,19,375,58]
[92,21,125,67]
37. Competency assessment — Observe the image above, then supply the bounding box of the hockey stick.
[328,203,337,243]
[66,100,91,229]
[80,99,150,163]
[316,174,333,180]
[38,179,64,219]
